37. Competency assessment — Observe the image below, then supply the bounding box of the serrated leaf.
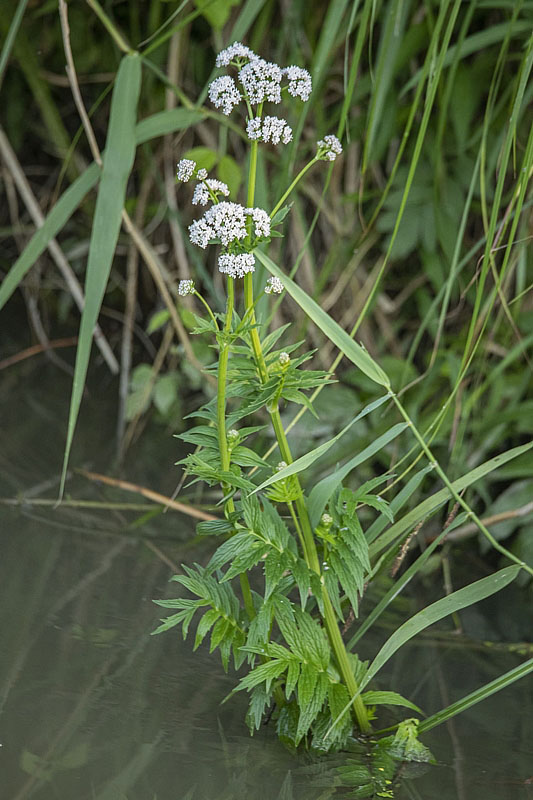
[237,659,288,692]
[298,662,319,707]
[194,609,220,650]
[296,672,329,744]
[285,659,300,699]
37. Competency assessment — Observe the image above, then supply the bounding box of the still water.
[1,363,532,799]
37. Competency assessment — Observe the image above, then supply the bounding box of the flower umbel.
[239,58,282,104]
[208,75,242,115]
[178,279,195,296]
[283,66,312,101]
[176,159,196,182]
[265,276,283,294]
[218,252,256,278]
[317,134,343,161]
[192,179,230,207]
[247,116,292,145]
[216,42,256,67]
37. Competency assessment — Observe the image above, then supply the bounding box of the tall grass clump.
[1,0,532,762]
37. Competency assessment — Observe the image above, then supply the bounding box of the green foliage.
[3,0,533,766]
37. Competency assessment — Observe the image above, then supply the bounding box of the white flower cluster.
[218,252,256,278]
[176,158,196,182]
[247,116,292,145]
[208,75,242,115]
[192,179,230,207]
[317,134,343,161]
[283,66,312,101]
[239,58,283,104]
[216,42,255,67]
[208,42,313,116]
[188,203,271,278]
[264,276,283,294]
[178,279,195,296]
[279,352,290,365]
[189,202,247,249]
[248,207,271,238]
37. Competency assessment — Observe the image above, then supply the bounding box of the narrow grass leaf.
[252,394,389,494]
[419,657,533,733]
[0,163,100,311]
[135,108,204,144]
[0,0,29,90]
[361,566,520,690]
[255,250,390,388]
[60,53,142,495]
[369,441,533,557]
[308,422,409,527]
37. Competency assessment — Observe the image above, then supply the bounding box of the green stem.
[270,157,319,219]
[243,278,370,731]
[269,405,370,732]
[217,278,256,620]
[85,0,132,53]
[391,393,533,578]
[194,291,219,331]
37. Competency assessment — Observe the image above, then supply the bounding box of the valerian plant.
[153,42,533,756]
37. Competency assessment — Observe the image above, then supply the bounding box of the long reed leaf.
[252,394,390,494]
[369,441,533,558]
[255,250,390,388]
[418,657,533,733]
[308,422,409,527]
[60,53,142,496]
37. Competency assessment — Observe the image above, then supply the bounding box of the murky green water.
[1,363,532,799]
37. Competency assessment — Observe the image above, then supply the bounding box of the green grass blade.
[308,422,409,527]
[418,657,533,733]
[60,53,142,496]
[369,441,533,558]
[0,0,29,90]
[135,108,204,143]
[252,394,390,494]
[0,164,100,312]
[255,250,390,388]
[362,0,409,172]
[359,566,521,690]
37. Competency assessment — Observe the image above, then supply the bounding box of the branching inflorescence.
[155,42,436,757]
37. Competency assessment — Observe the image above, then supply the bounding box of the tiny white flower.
[208,75,242,115]
[176,158,196,182]
[196,168,208,181]
[321,513,333,526]
[216,42,256,67]
[227,428,240,441]
[265,276,283,294]
[218,252,256,278]
[276,461,288,471]
[279,352,290,365]
[246,117,262,140]
[178,279,195,296]
[239,58,282,104]
[246,206,271,238]
[192,179,230,207]
[317,134,343,161]
[283,66,312,101]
